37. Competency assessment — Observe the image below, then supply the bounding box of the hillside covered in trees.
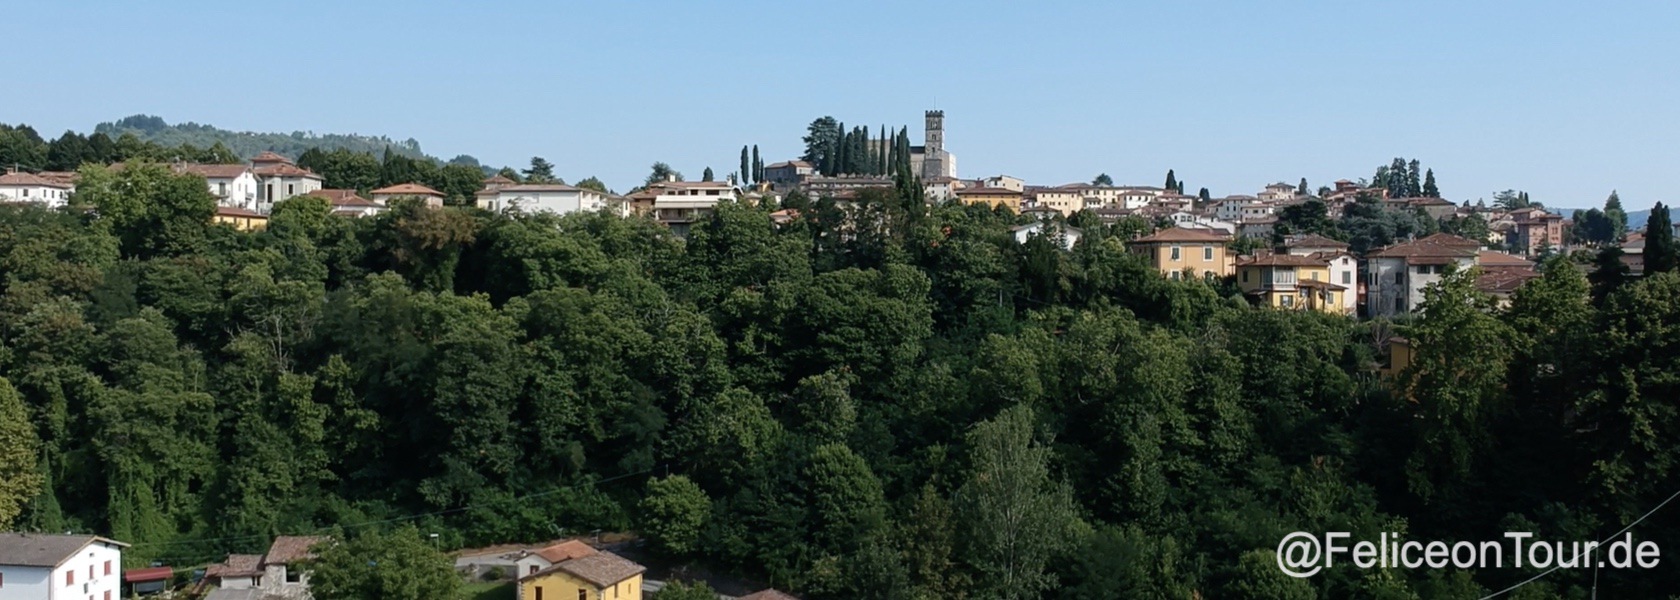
[90,114,448,163]
[1,163,1678,599]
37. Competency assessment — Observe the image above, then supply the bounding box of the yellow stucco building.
[213,206,269,231]
[954,187,1023,212]
[1235,252,1350,314]
[518,551,645,600]
[1128,227,1233,279]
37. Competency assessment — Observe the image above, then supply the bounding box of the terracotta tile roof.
[521,551,645,588]
[765,160,814,169]
[1477,250,1535,268]
[956,187,1023,196]
[1131,227,1228,243]
[251,151,290,164]
[263,536,325,565]
[483,175,516,185]
[1236,252,1327,267]
[207,554,264,578]
[306,189,379,207]
[124,566,174,583]
[36,171,80,185]
[1416,233,1481,247]
[0,534,126,567]
[493,184,584,193]
[178,164,252,179]
[371,183,445,197]
[0,170,73,189]
[1366,234,1481,260]
[1476,269,1541,294]
[532,540,597,564]
[739,590,801,600]
[253,163,323,180]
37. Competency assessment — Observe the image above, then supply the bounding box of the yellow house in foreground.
[1235,252,1350,314]
[519,551,645,600]
[1128,227,1233,279]
[214,206,269,231]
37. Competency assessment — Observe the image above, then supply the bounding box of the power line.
[1478,487,1680,600]
[128,468,656,549]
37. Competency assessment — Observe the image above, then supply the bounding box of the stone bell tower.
[920,110,955,180]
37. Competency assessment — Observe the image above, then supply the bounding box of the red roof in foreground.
[124,566,173,582]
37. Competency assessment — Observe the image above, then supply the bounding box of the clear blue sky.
[3,1,1676,209]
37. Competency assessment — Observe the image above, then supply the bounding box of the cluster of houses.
[0,530,797,600]
[453,539,795,600]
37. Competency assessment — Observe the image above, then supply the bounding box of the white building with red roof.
[0,169,75,207]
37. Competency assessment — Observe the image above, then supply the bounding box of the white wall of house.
[513,555,552,579]
[0,566,50,600]
[487,189,615,216]
[1325,254,1358,313]
[1012,222,1081,250]
[258,177,323,213]
[4,541,124,600]
[219,574,259,590]
[1366,256,1475,316]
[0,184,72,208]
[208,173,260,211]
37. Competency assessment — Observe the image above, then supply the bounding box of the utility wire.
[1479,487,1680,599]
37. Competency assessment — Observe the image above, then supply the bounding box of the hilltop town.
[0,109,1675,600]
[0,110,1649,323]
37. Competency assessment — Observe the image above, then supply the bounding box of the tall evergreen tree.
[1646,203,1677,275]
[1588,247,1630,304]
[1297,178,1309,196]
[802,116,840,174]
[1406,159,1422,197]
[740,146,751,185]
[1605,190,1628,241]
[879,125,888,175]
[752,145,762,184]
[702,167,714,182]
[1422,169,1440,197]
[523,156,557,183]
[833,121,847,175]
[1164,169,1177,191]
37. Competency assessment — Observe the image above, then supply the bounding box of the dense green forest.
[93,115,439,163]
[1,162,1678,599]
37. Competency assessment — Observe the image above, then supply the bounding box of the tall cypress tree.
[752,145,761,183]
[832,121,846,176]
[1407,159,1422,197]
[1164,169,1177,191]
[740,146,751,185]
[1422,169,1440,197]
[1647,203,1677,275]
[887,129,898,178]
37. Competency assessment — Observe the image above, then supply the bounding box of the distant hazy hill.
[1554,208,1672,231]
[93,114,435,162]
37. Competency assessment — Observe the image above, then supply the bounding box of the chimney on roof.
[665,173,676,183]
